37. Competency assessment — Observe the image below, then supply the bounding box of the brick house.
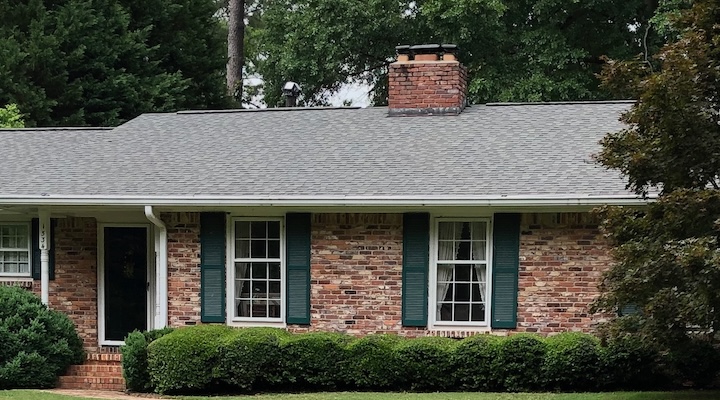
[0,44,643,389]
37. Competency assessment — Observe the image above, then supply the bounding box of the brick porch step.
[58,353,125,391]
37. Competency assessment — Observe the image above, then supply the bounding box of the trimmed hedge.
[133,325,720,394]
[0,285,85,389]
[121,327,175,392]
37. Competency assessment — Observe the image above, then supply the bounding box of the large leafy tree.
[0,0,230,127]
[253,0,659,106]
[595,0,720,345]
[0,104,24,128]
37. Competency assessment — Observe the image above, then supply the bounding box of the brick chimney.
[388,44,467,116]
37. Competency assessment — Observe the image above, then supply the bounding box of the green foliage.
[217,327,291,391]
[147,325,235,393]
[121,327,174,392]
[665,337,720,388]
[394,336,458,391]
[0,285,85,389]
[452,334,502,391]
[343,334,402,390]
[542,332,601,391]
[0,0,230,127]
[599,333,665,390]
[497,334,546,392]
[253,0,660,107]
[0,104,24,128]
[280,332,353,390]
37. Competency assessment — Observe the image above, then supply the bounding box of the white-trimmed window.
[432,219,491,325]
[231,218,284,321]
[0,223,31,277]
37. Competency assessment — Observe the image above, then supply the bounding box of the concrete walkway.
[44,389,163,400]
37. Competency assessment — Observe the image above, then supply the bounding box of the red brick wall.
[388,61,468,113]
[164,212,202,327]
[33,217,99,350]
[288,213,424,336]
[515,213,611,334]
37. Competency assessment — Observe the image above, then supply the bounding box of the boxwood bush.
[147,324,236,393]
[0,285,84,389]
[452,334,502,391]
[121,327,174,392]
[542,332,601,391]
[217,327,291,391]
[394,336,458,391]
[343,334,402,390]
[497,334,547,392]
[279,332,353,390]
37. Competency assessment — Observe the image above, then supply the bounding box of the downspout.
[144,206,168,329]
[38,210,50,305]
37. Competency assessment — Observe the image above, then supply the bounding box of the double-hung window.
[433,219,490,325]
[231,218,284,321]
[0,223,31,277]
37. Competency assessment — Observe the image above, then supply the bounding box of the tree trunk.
[226,0,245,103]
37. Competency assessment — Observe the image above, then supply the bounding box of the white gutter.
[38,210,50,306]
[144,206,168,330]
[0,194,652,207]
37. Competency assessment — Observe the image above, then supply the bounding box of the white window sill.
[0,276,33,282]
[227,319,287,328]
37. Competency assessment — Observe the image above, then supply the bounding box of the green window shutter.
[286,213,311,325]
[31,218,56,281]
[491,213,521,329]
[200,212,226,323]
[402,212,429,327]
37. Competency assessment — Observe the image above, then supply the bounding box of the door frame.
[97,223,154,346]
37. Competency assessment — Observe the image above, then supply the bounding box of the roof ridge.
[0,127,112,131]
[484,100,635,107]
[176,106,362,115]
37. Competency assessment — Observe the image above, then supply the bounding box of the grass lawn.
[3,391,720,400]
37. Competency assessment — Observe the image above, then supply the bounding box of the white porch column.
[145,206,168,329]
[38,210,51,305]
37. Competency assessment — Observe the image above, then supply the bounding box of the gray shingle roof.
[0,102,634,201]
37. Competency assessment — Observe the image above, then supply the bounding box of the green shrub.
[453,334,502,391]
[542,332,601,391]
[497,334,546,392]
[0,285,84,389]
[280,332,353,389]
[600,334,664,390]
[394,336,458,391]
[121,327,175,392]
[147,325,236,393]
[343,334,403,390]
[217,327,290,391]
[665,337,720,388]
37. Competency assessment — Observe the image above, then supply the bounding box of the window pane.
[251,280,267,297]
[455,283,470,302]
[235,262,250,279]
[438,222,455,240]
[456,242,471,260]
[268,221,280,239]
[251,300,267,317]
[454,304,470,321]
[471,304,485,321]
[269,302,280,318]
[268,240,280,258]
[236,222,250,239]
[438,303,452,321]
[237,300,251,317]
[250,240,267,258]
[236,239,250,258]
[471,222,486,241]
[251,221,266,238]
[269,281,281,298]
[251,263,267,279]
[19,262,29,274]
[269,263,281,279]
[455,264,471,281]
[236,279,250,297]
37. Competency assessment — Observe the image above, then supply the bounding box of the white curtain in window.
[236,264,248,297]
[472,239,487,302]
[436,222,463,319]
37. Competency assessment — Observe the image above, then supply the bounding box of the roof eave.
[0,194,652,208]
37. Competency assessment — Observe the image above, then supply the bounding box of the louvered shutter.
[491,213,521,329]
[200,213,226,323]
[286,213,311,324]
[402,212,430,327]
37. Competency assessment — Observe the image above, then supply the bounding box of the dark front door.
[103,226,148,342]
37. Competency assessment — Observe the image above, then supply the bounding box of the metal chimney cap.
[282,81,301,95]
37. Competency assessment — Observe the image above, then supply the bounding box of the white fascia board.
[0,194,653,207]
